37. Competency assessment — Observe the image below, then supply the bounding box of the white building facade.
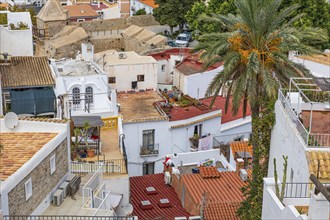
[0,11,33,56]
[130,0,156,16]
[50,58,117,119]
[95,50,158,92]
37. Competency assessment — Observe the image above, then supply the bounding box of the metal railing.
[140,143,159,156]
[213,132,251,149]
[283,182,330,198]
[309,133,330,147]
[278,90,309,145]
[3,216,136,220]
[71,160,127,175]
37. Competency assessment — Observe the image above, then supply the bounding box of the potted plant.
[189,134,200,148]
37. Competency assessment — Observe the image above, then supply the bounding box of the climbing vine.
[236,95,276,220]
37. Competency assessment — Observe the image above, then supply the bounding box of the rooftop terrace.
[278,77,330,148]
[117,90,167,124]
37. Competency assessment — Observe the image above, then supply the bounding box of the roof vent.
[189,216,201,220]
[140,200,153,210]
[158,198,171,208]
[118,53,127,59]
[174,217,187,220]
[145,186,157,195]
[240,169,248,182]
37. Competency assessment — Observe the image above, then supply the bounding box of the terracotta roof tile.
[230,141,253,157]
[130,173,191,219]
[0,132,58,180]
[199,166,221,178]
[298,53,330,66]
[148,48,191,61]
[181,172,245,205]
[139,0,158,8]
[0,56,55,89]
[64,4,99,18]
[204,202,240,220]
[306,151,330,181]
[201,96,251,123]
[18,116,68,124]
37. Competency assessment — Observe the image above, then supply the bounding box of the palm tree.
[196,0,327,167]
[195,1,327,218]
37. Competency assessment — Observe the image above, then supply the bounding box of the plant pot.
[87,149,95,157]
[71,151,78,161]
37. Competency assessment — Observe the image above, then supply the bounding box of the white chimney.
[81,42,94,62]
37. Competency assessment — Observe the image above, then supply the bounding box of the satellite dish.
[122,203,133,216]
[4,112,19,130]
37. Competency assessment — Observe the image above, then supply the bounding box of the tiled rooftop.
[230,141,253,157]
[139,0,158,8]
[0,56,55,89]
[181,171,245,205]
[130,173,191,219]
[204,202,240,220]
[176,53,223,76]
[298,53,330,65]
[201,96,252,123]
[180,171,246,219]
[64,4,98,18]
[117,91,168,124]
[18,116,68,124]
[148,48,192,61]
[0,132,58,180]
[199,166,221,178]
[301,110,330,134]
[306,151,330,181]
[89,2,109,10]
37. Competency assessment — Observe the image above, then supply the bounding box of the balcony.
[278,78,330,148]
[140,144,159,156]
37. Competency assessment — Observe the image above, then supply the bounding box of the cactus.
[273,155,288,202]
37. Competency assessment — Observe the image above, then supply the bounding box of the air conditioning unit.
[53,189,64,206]
[59,181,70,198]
[69,175,81,196]
[240,169,248,182]
[153,150,159,154]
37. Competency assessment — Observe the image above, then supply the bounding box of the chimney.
[98,0,100,8]
[236,158,244,175]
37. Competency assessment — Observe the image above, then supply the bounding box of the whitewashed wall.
[130,0,154,16]
[157,59,172,84]
[102,6,121,19]
[262,178,306,220]
[0,12,33,56]
[105,63,157,91]
[123,113,222,176]
[268,101,310,183]
[123,120,170,176]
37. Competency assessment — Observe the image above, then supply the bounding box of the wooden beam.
[310,174,330,202]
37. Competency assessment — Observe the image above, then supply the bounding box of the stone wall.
[90,37,124,53]
[8,140,69,215]
[77,14,159,33]
[37,19,68,39]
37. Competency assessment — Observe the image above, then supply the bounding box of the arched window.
[85,86,93,104]
[72,87,81,104]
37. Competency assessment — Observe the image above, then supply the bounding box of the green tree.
[186,0,235,35]
[195,0,327,218]
[134,8,147,16]
[153,0,198,33]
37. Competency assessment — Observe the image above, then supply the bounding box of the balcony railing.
[282,182,330,198]
[71,160,127,175]
[3,216,135,220]
[140,143,159,156]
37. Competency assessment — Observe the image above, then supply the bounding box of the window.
[143,162,154,175]
[50,154,56,175]
[72,87,81,104]
[175,60,180,65]
[161,65,165,72]
[108,77,116,84]
[131,81,137,89]
[25,178,32,201]
[85,86,94,104]
[143,129,155,150]
[290,168,294,182]
[137,75,145,82]
[193,124,202,138]
[77,19,85,22]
